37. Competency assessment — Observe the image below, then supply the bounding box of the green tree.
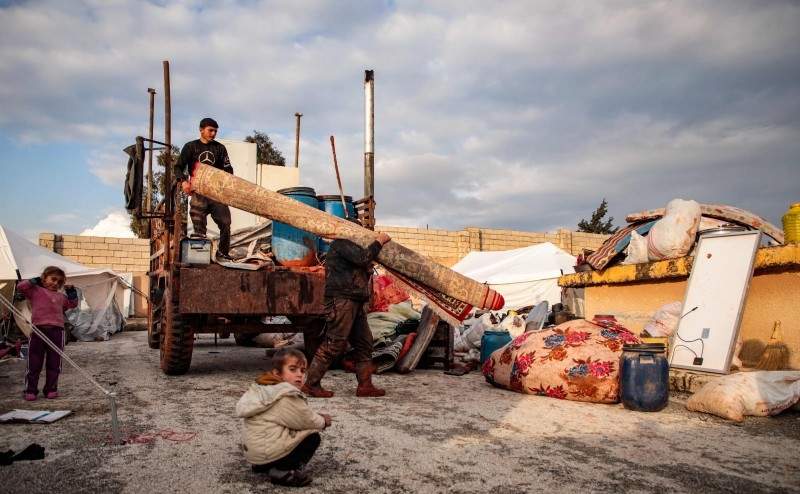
[129,145,180,238]
[577,198,619,234]
[244,130,286,166]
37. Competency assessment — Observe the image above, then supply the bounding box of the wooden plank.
[395,306,440,373]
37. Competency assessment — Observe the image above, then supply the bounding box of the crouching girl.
[235,348,332,487]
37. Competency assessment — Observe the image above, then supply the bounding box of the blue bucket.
[317,195,355,253]
[272,187,319,266]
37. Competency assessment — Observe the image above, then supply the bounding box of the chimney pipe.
[364,70,375,228]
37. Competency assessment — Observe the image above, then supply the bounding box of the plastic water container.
[619,343,669,412]
[317,195,356,253]
[480,330,512,363]
[783,203,800,244]
[272,187,319,266]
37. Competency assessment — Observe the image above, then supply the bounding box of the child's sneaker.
[45,391,58,399]
[24,393,36,401]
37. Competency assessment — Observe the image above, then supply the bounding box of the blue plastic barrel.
[272,187,319,266]
[317,195,356,253]
[619,343,669,412]
[480,330,512,364]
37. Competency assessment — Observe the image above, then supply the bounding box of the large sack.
[646,198,701,261]
[685,371,800,422]
[622,230,649,265]
[642,301,681,338]
[482,319,640,403]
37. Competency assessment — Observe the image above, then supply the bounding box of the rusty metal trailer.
[145,213,326,375]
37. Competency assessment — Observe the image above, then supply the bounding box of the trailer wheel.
[159,287,194,375]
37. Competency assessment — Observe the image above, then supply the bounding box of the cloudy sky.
[1,0,798,243]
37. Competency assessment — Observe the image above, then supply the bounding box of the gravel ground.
[1,329,799,494]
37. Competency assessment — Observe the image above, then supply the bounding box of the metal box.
[181,238,212,264]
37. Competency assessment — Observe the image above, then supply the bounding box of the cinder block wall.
[39,233,150,317]
[39,233,150,273]
[39,227,609,315]
[377,226,608,267]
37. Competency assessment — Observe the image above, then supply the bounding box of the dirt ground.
[1,327,798,494]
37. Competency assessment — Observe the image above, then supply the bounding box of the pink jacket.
[16,279,79,329]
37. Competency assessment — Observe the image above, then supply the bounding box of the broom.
[755,321,790,371]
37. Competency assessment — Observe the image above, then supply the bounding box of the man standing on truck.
[174,117,234,261]
[303,219,392,398]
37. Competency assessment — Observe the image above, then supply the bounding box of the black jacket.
[324,239,383,301]
[173,139,233,182]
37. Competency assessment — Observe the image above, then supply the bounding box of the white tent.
[0,226,127,340]
[451,242,578,310]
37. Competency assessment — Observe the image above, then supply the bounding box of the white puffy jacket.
[235,372,326,465]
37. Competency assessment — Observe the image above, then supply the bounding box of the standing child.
[235,348,332,487]
[303,220,391,398]
[16,266,79,401]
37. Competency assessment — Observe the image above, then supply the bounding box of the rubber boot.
[355,362,385,397]
[301,359,334,398]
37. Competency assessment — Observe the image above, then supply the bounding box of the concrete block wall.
[377,226,609,266]
[39,233,150,317]
[39,233,150,274]
[39,226,609,314]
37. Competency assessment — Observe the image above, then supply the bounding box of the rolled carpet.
[191,164,504,312]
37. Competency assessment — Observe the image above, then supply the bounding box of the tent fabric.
[0,226,127,339]
[450,243,577,310]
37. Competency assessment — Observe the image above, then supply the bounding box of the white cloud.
[80,211,135,238]
[0,1,798,239]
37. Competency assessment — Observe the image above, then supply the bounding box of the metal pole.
[147,88,156,212]
[364,70,375,229]
[163,60,174,267]
[294,112,302,168]
[108,393,122,445]
[163,61,172,215]
[330,136,349,218]
[0,295,124,446]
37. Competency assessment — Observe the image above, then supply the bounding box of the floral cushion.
[482,319,640,403]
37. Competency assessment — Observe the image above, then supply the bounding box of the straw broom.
[755,321,790,371]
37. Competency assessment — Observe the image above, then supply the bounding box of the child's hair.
[41,266,66,278]
[271,348,307,372]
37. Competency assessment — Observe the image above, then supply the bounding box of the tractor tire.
[159,287,194,375]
